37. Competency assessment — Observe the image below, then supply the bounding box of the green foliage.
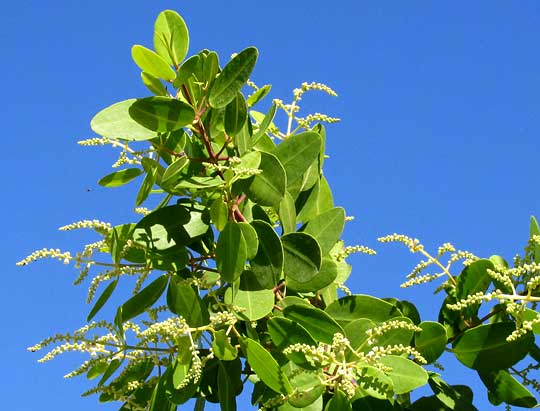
[19,9,540,411]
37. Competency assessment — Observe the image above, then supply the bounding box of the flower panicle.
[378,234,424,253]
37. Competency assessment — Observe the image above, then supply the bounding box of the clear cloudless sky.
[3,1,540,410]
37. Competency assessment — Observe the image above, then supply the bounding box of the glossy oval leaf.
[209,47,258,108]
[414,321,447,364]
[210,198,229,232]
[218,362,236,411]
[282,232,322,290]
[166,278,205,327]
[325,390,351,411]
[238,222,258,260]
[242,337,293,395]
[268,317,317,368]
[272,131,322,187]
[91,99,157,141]
[154,10,189,67]
[132,205,193,253]
[287,256,338,293]
[250,220,283,287]
[301,207,345,254]
[132,45,176,81]
[216,222,247,282]
[283,304,343,344]
[343,318,376,353]
[379,355,428,394]
[118,275,169,323]
[161,157,189,188]
[212,330,238,361]
[287,369,325,408]
[325,295,402,326]
[98,168,143,188]
[452,322,534,372]
[279,191,296,234]
[129,97,195,133]
[224,288,274,321]
[354,366,394,400]
[479,369,538,407]
[455,259,494,317]
[141,72,167,96]
[225,92,248,136]
[242,152,286,207]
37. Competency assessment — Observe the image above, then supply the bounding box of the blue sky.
[3,1,540,410]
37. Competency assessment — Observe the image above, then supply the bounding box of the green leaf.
[86,361,108,380]
[325,295,401,326]
[218,362,237,411]
[136,168,157,206]
[210,198,229,231]
[379,355,428,394]
[242,337,293,395]
[414,321,447,364]
[132,204,206,254]
[479,369,538,407]
[98,358,122,386]
[425,376,478,411]
[173,54,199,88]
[272,132,322,187]
[87,279,118,322]
[354,366,394,400]
[153,10,189,67]
[252,104,277,143]
[91,99,157,141]
[282,232,322,290]
[141,72,167,96]
[343,318,376,353]
[452,322,534,372]
[250,220,284,288]
[225,92,248,136]
[209,47,258,108]
[98,168,143,188]
[325,390,351,411]
[301,207,345,254]
[216,222,247,282]
[297,175,334,223]
[267,317,317,368]
[166,278,205,326]
[283,304,343,344]
[132,45,176,81]
[287,256,338,293]
[242,152,286,207]
[374,317,415,348]
[149,376,171,411]
[247,84,271,108]
[118,275,169,323]
[286,367,325,408]
[279,191,296,234]
[161,157,189,188]
[455,259,494,318]
[173,176,224,190]
[235,119,252,156]
[531,216,540,264]
[280,396,323,411]
[238,222,259,259]
[213,330,238,361]
[129,97,195,133]
[224,288,274,321]
[295,180,320,223]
